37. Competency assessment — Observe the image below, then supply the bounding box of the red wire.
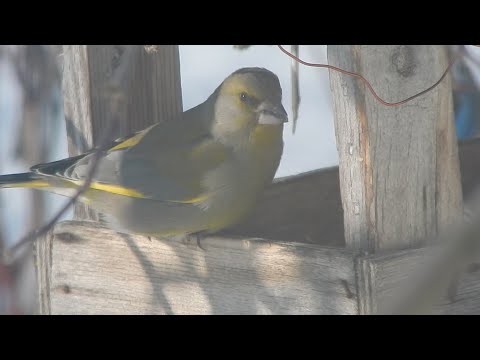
[277,45,465,107]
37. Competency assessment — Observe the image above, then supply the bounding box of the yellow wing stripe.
[109,124,156,152]
[3,180,50,189]
[85,182,211,203]
[72,181,145,198]
[167,193,212,204]
[85,183,211,203]
[4,178,212,207]
[89,183,145,198]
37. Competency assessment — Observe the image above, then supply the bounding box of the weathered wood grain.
[34,233,52,315]
[48,221,357,315]
[328,45,463,252]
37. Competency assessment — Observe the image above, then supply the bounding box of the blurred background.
[1,45,479,314]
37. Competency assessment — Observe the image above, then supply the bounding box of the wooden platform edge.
[38,220,358,315]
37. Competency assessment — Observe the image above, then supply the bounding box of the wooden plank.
[357,246,480,314]
[48,221,357,315]
[328,45,463,252]
[61,45,182,220]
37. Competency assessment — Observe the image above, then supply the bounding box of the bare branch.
[290,45,301,134]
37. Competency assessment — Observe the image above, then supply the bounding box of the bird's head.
[210,67,288,145]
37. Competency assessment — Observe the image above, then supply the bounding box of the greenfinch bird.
[0,67,287,238]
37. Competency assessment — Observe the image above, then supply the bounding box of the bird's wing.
[32,104,231,203]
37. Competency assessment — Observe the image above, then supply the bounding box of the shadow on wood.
[224,167,344,247]
[45,221,357,315]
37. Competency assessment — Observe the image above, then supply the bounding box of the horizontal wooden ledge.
[42,220,358,315]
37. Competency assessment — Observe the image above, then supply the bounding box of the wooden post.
[61,45,183,220]
[328,45,463,252]
[35,45,182,314]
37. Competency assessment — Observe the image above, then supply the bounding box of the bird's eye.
[240,92,248,102]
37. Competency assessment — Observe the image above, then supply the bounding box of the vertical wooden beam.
[328,45,463,252]
[61,45,182,220]
[36,45,182,314]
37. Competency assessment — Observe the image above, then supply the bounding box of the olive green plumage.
[0,68,287,237]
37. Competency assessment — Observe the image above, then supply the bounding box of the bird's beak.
[257,102,288,125]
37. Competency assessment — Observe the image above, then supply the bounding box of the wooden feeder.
[35,45,480,314]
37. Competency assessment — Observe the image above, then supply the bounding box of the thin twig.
[2,45,136,265]
[290,45,300,134]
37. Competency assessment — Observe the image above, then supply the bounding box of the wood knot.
[111,45,125,70]
[56,232,84,243]
[391,45,416,78]
[62,284,71,294]
[144,45,160,54]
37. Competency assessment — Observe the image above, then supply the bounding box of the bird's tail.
[0,172,49,189]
